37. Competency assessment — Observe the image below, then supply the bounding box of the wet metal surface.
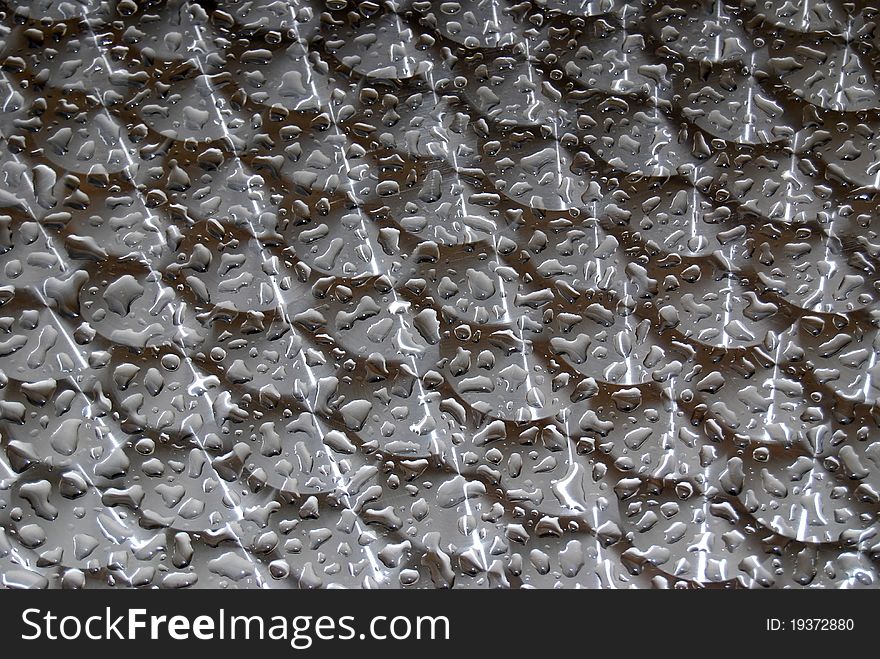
[0,0,879,588]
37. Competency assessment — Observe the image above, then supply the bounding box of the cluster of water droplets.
[0,0,878,588]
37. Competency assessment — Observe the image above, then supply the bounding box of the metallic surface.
[0,0,878,588]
